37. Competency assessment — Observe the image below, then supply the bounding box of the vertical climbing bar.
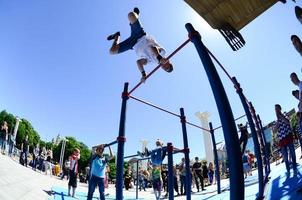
[209,122,221,194]
[116,82,129,200]
[250,102,268,183]
[185,23,244,200]
[232,77,264,199]
[180,108,191,200]
[257,114,271,175]
[167,143,174,200]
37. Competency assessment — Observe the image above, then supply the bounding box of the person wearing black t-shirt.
[192,157,205,192]
[21,135,29,167]
[238,123,249,156]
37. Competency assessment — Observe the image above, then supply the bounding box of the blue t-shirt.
[150,147,167,166]
[90,155,108,178]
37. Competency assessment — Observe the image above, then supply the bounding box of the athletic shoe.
[107,32,120,40]
[133,7,140,15]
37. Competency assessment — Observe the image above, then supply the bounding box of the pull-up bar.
[213,114,246,131]
[129,95,210,132]
[128,38,191,95]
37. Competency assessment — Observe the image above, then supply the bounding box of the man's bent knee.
[128,12,138,24]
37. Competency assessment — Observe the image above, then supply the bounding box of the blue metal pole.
[136,160,139,199]
[250,103,267,173]
[232,77,264,199]
[209,122,221,194]
[180,108,191,200]
[116,82,129,200]
[185,23,244,200]
[257,114,271,174]
[167,143,174,200]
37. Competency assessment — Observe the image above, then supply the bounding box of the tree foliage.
[0,110,91,172]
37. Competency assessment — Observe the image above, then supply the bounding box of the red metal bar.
[129,95,210,132]
[128,38,191,95]
[206,47,249,102]
[129,95,180,117]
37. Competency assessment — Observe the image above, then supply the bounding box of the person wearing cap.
[87,144,113,200]
[107,7,173,83]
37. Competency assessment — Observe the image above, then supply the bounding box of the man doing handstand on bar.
[107,7,173,83]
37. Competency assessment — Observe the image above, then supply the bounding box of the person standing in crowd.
[87,144,113,200]
[21,135,29,167]
[273,104,297,175]
[179,158,187,195]
[208,162,215,185]
[173,165,180,196]
[8,130,15,157]
[0,121,8,155]
[45,149,53,176]
[202,161,209,187]
[68,148,80,198]
[105,165,110,189]
[242,151,250,179]
[192,157,204,192]
[61,158,71,180]
[138,169,146,191]
[124,167,133,190]
[32,143,40,170]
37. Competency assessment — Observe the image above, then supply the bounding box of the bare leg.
[68,186,71,196]
[72,187,76,197]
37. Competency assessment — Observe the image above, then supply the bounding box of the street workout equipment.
[111,23,269,200]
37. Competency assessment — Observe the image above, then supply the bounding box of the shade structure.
[185,0,279,30]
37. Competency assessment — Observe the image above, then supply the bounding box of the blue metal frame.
[232,77,264,199]
[209,122,221,194]
[116,82,129,200]
[167,143,175,200]
[180,108,191,200]
[185,23,244,200]
[257,114,271,175]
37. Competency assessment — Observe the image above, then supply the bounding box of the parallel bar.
[209,122,221,194]
[186,121,210,132]
[186,23,244,200]
[213,114,246,131]
[128,39,191,95]
[104,140,118,147]
[129,95,210,132]
[116,83,129,200]
[124,154,139,159]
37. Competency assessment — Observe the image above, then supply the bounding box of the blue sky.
[0,0,301,160]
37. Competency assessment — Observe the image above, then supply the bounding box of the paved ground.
[1,149,302,200]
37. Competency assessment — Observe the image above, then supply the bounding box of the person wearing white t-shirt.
[107,7,173,83]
